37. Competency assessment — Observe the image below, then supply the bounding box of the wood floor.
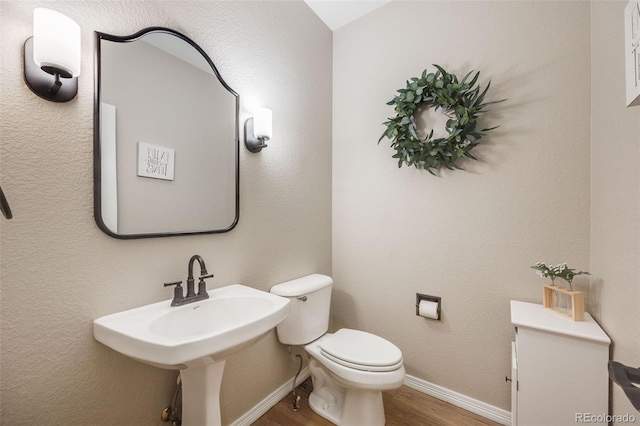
[253,378,501,426]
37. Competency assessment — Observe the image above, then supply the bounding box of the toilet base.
[309,388,343,425]
[308,358,386,426]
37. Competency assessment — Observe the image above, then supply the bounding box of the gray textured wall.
[0,1,332,424]
[333,0,591,411]
[590,0,640,418]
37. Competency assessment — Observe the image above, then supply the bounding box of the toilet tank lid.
[270,274,333,297]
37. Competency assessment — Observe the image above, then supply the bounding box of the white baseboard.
[230,368,511,426]
[403,374,512,426]
[229,366,311,426]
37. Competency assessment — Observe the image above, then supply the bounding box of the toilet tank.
[270,274,333,345]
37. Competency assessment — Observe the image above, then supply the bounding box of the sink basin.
[93,284,290,426]
[94,284,290,368]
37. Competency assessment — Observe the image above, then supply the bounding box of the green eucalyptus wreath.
[378,65,503,175]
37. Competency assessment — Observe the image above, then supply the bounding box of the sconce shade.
[33,8,81,78]
[253,107,272,139]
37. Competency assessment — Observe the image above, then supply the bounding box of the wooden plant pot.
[542,285,584,321]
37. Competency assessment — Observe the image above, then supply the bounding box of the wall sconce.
[244,108,272,153]
[23,8,81,102]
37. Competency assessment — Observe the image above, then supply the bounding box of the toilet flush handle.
[297,296,307,302]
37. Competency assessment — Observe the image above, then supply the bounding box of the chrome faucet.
[164,255,213,306]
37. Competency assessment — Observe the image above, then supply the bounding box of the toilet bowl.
[270,274,405,426]
[305,329,405,425]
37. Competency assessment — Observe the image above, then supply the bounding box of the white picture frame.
[137,142,175,181]
[625,0,640,107]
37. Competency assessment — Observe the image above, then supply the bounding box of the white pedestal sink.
[93,284,290,426]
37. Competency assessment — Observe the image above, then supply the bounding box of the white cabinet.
[510,300,611,426]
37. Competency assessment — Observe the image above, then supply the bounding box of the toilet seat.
[320,329,403,372]
[305,331,406,391]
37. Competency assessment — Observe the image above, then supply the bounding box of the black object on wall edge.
[609,360,640,411]
[0,186,13,219]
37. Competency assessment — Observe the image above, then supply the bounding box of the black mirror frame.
[93,27,240,239]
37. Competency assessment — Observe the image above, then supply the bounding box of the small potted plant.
[531,262,590,291]
[531,262,590,321]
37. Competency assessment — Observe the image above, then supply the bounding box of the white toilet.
[270,274,405,426]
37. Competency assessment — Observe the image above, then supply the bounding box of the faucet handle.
[197,274,213,298]
[164,281,184,306]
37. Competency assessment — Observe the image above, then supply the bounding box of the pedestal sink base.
[93,284,291,425]
[180,360,226,426]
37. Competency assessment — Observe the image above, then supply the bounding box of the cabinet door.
[516,328,608,425]
[511,341,518,426]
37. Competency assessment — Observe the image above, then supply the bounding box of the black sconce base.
[23,37,78,103]
[244,117,268,153]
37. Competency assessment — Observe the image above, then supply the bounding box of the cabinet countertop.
[510,300,611,345]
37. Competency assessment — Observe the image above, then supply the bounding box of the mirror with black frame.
[94,27,239,239]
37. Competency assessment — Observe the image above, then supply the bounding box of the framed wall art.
[625,0,640,107]
[137,142,175,181]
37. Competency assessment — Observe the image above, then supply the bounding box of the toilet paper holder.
[415,293,441,320]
